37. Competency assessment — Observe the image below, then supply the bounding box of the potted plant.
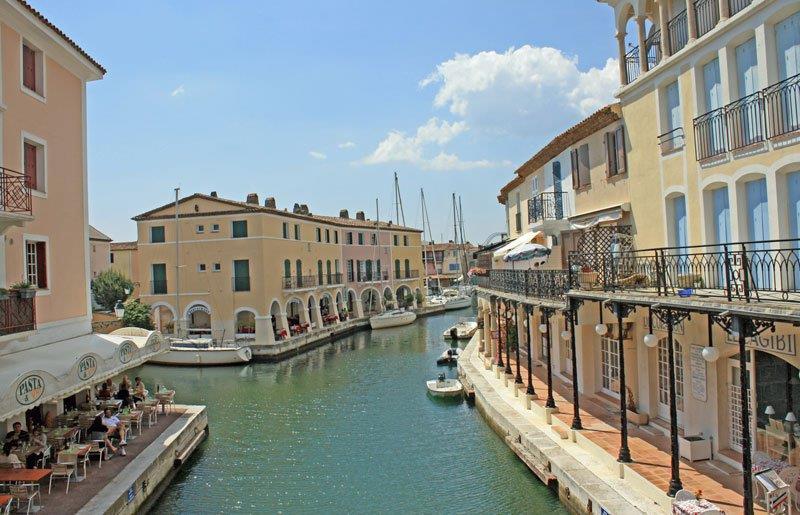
[11,281,36,299]
[0,288,9,301]
[625,386,649,425]
[577,265,598,290]
[405,293,415,307]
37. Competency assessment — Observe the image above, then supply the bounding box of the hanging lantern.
[560,330,570,341]
[538,323,548,334]
[701,346,719,362]
[594,323,607,336]
[643,333,657,348]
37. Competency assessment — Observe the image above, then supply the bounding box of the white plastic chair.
[8,484,38,515]
[48,462,76,494]
[674,489,696,502]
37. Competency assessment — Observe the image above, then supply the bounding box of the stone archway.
[361,288,380,316]
[396,285,413,308]
[150,303,176,334]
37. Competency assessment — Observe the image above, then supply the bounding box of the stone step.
[706,459,741,476]
[552,425,569,440]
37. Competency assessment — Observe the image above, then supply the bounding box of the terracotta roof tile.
[110,241,137,251]
[16,0,105,75]
[88,225,112,241]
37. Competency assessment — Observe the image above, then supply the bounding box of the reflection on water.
[137,308,566,514]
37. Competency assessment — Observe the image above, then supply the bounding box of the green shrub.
[91,269,134,311]
[122,299,153,330]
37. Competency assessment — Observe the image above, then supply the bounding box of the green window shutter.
[233,259,250,291]
[151,226,165,243]
[152,263,167,294]
[232,220,248,238]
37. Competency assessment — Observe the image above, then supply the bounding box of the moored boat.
[443,320,478,340]
[441,289,472,310]
[149,338,253,366]
[436,347,460,366]
[369,309,417,329]
[426,373,463,397]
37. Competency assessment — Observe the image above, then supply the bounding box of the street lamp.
[643,333,658,347]
[114,299,125,319]
[560,330,570,341]
[595,323,607,336]
[538,323,548,334]
[701,346,720,362]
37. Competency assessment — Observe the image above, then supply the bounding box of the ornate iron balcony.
[0,293,35,336]
[528,192,568,224]
[485,269,569,302]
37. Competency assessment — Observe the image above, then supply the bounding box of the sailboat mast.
[458,195,470,280]
[174,187,181,336]
[452,193,459,246]
[421,189,441,293]
[394,172,406,226]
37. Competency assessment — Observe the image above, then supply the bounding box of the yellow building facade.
[131,192,424,344]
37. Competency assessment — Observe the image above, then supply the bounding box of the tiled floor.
[488,346,769,515]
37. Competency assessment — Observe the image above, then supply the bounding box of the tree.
[91,269,133,311]
[122,299,153,330]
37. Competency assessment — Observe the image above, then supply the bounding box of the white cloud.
[309,151,327,160]
[337,141,356,149]
[359,117,501,171]
[420,45,618,136]
[170,85,185,97]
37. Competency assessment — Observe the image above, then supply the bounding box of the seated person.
[101,408,128,454]
[25,427,47,469]
[133,377,147,403]
[97,382,112,400]
[115,383,133,409]
[0,443,21,468]
[88,414,119,456]
[4,422,29,448]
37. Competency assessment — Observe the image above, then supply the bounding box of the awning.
[0,328,166,421]
[504,243,551,262]
[492,231,544,260]
[569,207,624,230]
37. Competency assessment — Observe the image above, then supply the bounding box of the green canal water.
[136,308,567,514]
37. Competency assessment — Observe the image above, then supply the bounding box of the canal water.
[137,308,566,514]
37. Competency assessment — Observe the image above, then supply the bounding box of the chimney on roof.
[246,193,259,205]
[293,203,301,214]
[210,191,218,198]
[339,209,349,219]
[356,211,365,221]
[300,204,310,215]
[265,197,276,209]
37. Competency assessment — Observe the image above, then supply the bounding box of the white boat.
[426,295,447,307]
[426,374,463,397]
[149,338,253,366]
[369,309,417,329]
[441,289,472,310]
[436,347,460,365]
[443,320,478,340]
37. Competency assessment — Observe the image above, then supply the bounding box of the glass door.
[600,336,620,397]
[657,338,684,425]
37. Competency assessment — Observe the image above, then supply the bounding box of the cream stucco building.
[129,192,425,345]
[479,1,800,512]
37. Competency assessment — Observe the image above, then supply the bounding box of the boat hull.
[443,322,478,340]
[369,311,417,329]
[443,296,472,310]
[426,379,463,397]
[149,346,253,366]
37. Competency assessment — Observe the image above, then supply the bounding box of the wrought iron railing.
[728,0,752,17]
[645,29,662,69]
[668,9,689,55]
[726,91,767,150]
[485,269,569,301]
[0,167,32,215]
[528,191,568,224]
[151,280,168,295]
[395,269,420,280]
[693,107,728,160]
[282,275,318,289]
[764,73,800,140]
[567,238,800,304]
[0,294,35,336]
[324,273,343,285]
[695,0,719,39]
[658,127,685,154]
[625,46,641,83]
[358,270,387,283]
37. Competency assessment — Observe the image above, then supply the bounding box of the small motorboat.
[441,289,472,310]
[149,338,253,366]
[426,295,447,307]
[370,309,417,329]
[426,373,463,397]
[436,347,460,366]
[443,320,478,340]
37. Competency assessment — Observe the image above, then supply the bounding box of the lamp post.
[514,302,523,384]
[541,307,555,409]
[567,297,583,430]
[504,301,513,376]
[613,301,634,463]
[525,304,536,397]
[665,308,683,496]
[114,300,125,319]
[496,298,504,369]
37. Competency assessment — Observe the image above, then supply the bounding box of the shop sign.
[725,332,797,357]
[77,354,98,380]
[16,374,44,405]
[689,345,707,402]
[119,342,135,364]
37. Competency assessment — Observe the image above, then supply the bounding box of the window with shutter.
[232,220,248,238]
[570,149,579,189]
[23,142,37,190]
[578,144,591,187]
[605,132,617,177]
[22,45,36,91]
[615,126,627,175]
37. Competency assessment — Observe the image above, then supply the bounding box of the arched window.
[365,260,373,280]
[326,260,332,284]
[404,259,410,278]
[375,259,381,280]
[295,259,303,287]
[283,259,291,278]
[317,260,323,285]
[394,259,401,279]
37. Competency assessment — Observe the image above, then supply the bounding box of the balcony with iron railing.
[728,0,752,17]
[668,9,689,55]
[567,238,800,305]
[356,270,388,283]
[0,293,35,337]
[693,73,800,161]
[395,269,420,280]
[0,167,33,233]
[694,0,719,39]
[658,127,685,154]
[481,269,570,303]
[282,275,318,290]
[528,191,570,226]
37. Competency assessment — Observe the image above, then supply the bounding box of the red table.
[0,468,51,483]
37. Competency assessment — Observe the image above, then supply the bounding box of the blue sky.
[36,0,618,244]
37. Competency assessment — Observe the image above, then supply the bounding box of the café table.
[0,494,12,511]
[0,468,51,484]
[96,399,123,410]
[672,498,725,514]
[45,427,80,452]
[57,444,91,482]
